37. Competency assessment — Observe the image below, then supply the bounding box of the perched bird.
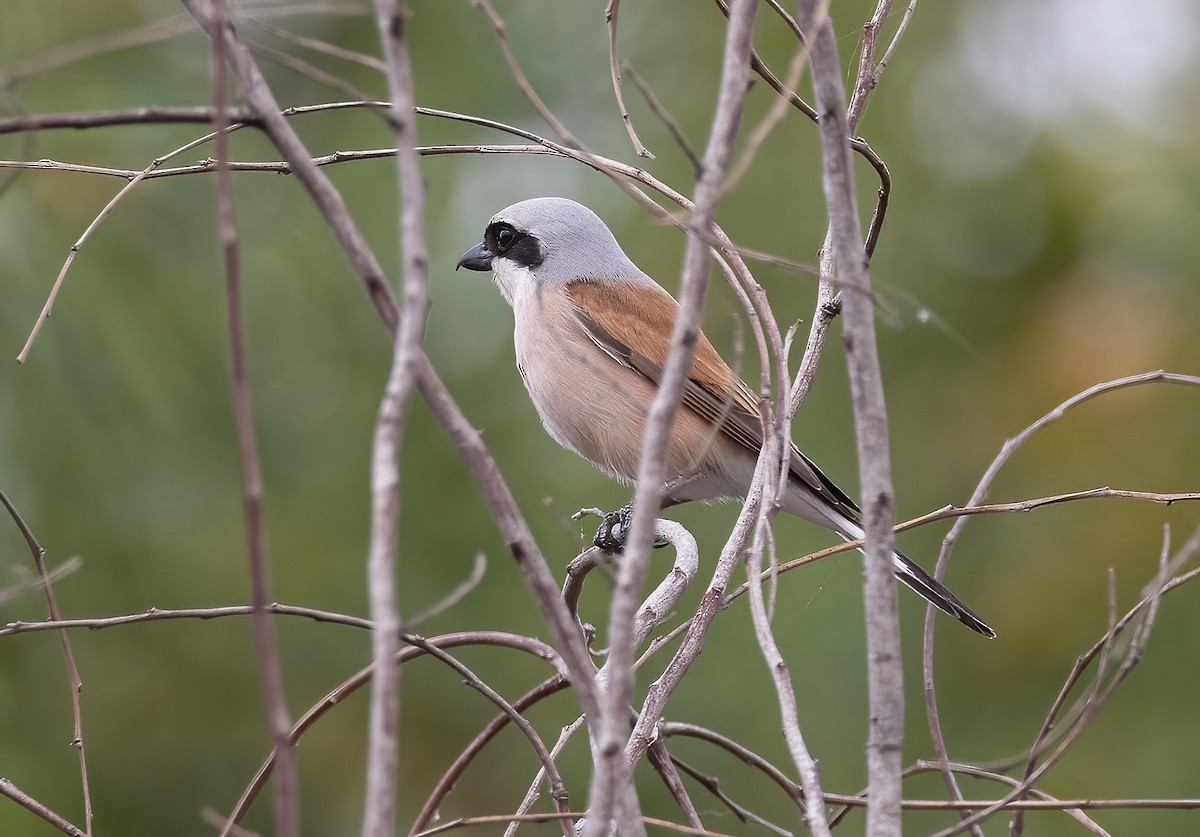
[458,197,994,637]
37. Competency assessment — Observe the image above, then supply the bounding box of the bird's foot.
[574,504,669,552]
[591,504,632,552]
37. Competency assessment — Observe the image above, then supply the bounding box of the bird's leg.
[592,502,635,552]
[590,477,694,552]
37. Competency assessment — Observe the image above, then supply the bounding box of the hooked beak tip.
[457,242,494,272]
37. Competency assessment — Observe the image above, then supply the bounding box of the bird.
[457,197,994,637]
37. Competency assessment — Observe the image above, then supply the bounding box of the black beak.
[456,242,494,272]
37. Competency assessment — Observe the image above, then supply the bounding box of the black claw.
[593,505,632,552]
[591,503,671,551]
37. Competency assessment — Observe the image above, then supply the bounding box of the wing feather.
[567,280,862,521]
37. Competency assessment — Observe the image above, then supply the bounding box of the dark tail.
[891,549,995,638]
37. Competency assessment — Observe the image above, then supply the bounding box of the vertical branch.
[846,0,893,130]
[362,343,405,837]
[209,3,298,834]
[743,450,835,837]
[797,2,904,835]
[847,0,917,132]
[179,3,602,745]
[360,1,431,834]
[0,491,93,835]
[586,2,759,835]
[604,0,653,158]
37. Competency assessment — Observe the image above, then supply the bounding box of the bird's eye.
[496,227,516,253]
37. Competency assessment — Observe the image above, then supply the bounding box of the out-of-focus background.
[2,1,1199,834]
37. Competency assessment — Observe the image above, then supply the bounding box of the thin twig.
[210,3,298,833]
[847,0,919,132]
[647,740,704,831]
[801,2,905,834]
[1,602,377,637]
[923,370,1200,820]
[714,0,893,258]
[604,0,653,158]
[663,721,806,806]
[588,5,759,836]
[218,631,568,836]
[179,0,605,751]
[0,105,256,132]
[0,491,93,833]
[668,755,794,835]
[0,777,86,837]
[623,63,699,173]
[0,100,390,136]
[0,4,372,90]
[406,553,487,627]
[248,38,374,100]
[360,1,433,833]
[14,120,249,363]
[505,716,588,837]
[410,676,569,835]
[847,0,894,130]
[418,811,736,837]
[0,556,81,606]
[471,0,580,150]
[242,14,386,72]
[1010,524,1200,837]
[723,39,812,194]
[926,528,1188,837]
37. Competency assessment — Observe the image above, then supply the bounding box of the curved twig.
[221,631,570,836]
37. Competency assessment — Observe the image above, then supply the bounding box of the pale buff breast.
[511,286,725,484]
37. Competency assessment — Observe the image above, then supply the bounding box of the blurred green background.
[2,0,1199,834]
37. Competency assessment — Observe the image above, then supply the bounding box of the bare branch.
[588,4,759,835]
[926,527,1192,837]
[2,602,378,637]
[0,777,86,837]
[668,755,794,835]
[471,0,580,149]
[248,38,374,100]
[406,553,487,627]
[623,64,700,173]
[0,556,80,606]
[178,0,605,749]
[604,0,653,158]
[0,13,199,89]
[0,105,256,132]
[714,0,893,257]
[209,4,299,832]
[0,490,93,831]
[923,370,1200,816]
[359,0,435,832]
[220,631,568,836]
[411,676,569,835]
[505,716,588,837]
[847,0,919,131]
[15,120,252,363]
[417,811,737,837]
[799,2,905,833]
[646,740,703,831]
[241,14,386,72]
[723,41,811,194]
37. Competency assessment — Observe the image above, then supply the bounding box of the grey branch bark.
[180,0,606,795]
[360,1,433,834]
[798,1,905,834]
[583,2,759,835]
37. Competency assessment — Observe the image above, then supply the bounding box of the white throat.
[491,259,537,309]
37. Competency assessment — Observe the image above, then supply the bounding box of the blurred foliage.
[2,0,1199,834]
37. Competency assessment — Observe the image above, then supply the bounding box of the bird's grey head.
[456,198,648,294]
